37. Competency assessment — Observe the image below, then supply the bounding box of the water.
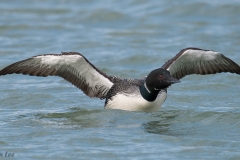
[1,0,240,159]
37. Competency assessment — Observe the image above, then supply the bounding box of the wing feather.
[0,52,114,98]
[161,47,240,79]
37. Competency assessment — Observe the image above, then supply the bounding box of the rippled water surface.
[1,0,240,159]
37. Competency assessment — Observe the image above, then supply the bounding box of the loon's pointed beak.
[167,76,180,84]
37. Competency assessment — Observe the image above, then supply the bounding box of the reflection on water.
[144,110,240,142]
[34,108,147,129]
[38,108,107,128]
[143,110,179,134]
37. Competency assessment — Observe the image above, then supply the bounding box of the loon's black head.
[145,68,180,91]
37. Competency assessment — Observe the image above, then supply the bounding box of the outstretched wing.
[161,47,240,79]
[0,52,114,98]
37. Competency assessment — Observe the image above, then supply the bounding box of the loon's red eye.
[159,75,163,79]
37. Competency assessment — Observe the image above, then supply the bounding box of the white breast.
[105,91,167,112]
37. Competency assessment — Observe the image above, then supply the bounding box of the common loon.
[0,47,240,112]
